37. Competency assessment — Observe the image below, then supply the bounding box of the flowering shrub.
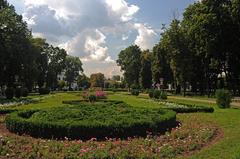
[95,91,107,99]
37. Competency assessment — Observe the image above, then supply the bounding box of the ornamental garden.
[1,0,240,158]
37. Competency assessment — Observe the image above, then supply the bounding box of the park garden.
[1,0,240,158]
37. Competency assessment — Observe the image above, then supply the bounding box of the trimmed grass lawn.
[109,92,240,159]
[1,92,240,158]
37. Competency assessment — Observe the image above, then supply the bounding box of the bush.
[153,90,161,99]
[5,87,14,99]
[160,91,168,100]
[39,88,50,95]
[215,89,232,108]
[161,101,214,113]
[148,89,154,98]
[5,101,176,140]
[15,88,22,98]
[21,88,29,97]
[131,89,140,96]
[89,95,97,103]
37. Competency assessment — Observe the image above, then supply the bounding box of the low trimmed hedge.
[160,101,214,113]
[6,101,176,140]
[0,108,17,115]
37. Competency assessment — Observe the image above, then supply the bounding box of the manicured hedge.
[160,101,214,113]
[0,108,17,115]
[6,101,176,140]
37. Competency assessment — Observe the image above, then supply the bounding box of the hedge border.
[5,102,176,140]
[161,101,214,113]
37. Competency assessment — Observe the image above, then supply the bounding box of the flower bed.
[5,101,176,140]
[159,101,214,113]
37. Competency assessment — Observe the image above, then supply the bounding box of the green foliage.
[131,89,140,96]
[15,88,21,99]
[5,88,14,99]
[65,56,83,89]
[5,101,176,140]
[161,91,168,100]
[215,89,232,108]
[39,88,50,95]
[58,80,66,90]
[90,73,105,88]
[153,90,162,99]
[163,102,214,113]
[117,45,142,88]
[148,89,154,98]
[140,50,152,89]
[88,95,97,103]
[21,88,29,97]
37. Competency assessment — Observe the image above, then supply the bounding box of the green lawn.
[1,92,240,158]
[109,93,240,159]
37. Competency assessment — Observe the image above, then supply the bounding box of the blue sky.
[8,0,196,77]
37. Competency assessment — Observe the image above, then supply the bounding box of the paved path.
[169,96,240,107]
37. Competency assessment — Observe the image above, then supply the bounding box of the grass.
[1,92,240,158]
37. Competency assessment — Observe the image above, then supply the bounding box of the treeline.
[117,0,240,96]
[0,0,83,96]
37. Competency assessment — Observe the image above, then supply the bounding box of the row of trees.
[117,0,240,96]
[0,0,83,93]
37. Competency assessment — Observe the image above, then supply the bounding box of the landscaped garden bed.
[0,112,220,159]
[160,101,214,113]
[5,101,177,140]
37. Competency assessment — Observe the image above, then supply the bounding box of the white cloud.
[134,23,159,50]
[105,0,139,22]
[64,29,113,63]
[17,0,159,75]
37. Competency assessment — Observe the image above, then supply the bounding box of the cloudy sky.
[8,0,196,77]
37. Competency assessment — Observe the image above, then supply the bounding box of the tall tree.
[0,0,32,87]
[161,19,192,95]
[46,46,67,89]
[140,50,152,89]
[152,43,173,88]
[90,73,105,88]
[117,45,142,88]
[65,56,83,89]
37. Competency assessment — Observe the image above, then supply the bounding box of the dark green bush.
[39,88,50,95]
[21,88,29,97]
[131,89,140,96]
[160,91,168,100]
[148,89,154,98]
[6,101,176,140]
[215,89,232,108]
[15,88,22,98]
[161,101,214,113]
[5,87,14,99]
[88,95,97,103]
[153,90,161,99]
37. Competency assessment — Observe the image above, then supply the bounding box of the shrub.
[89,95,97,103]
[15,88,22,98]
[39,88,50,95]
[131,84,140,90]
[215,89,232,108]
[131,89,140,96]
[160,101,214,113]
[160,91,168,100]
[21,88,29,97]
[5,101,176,140]
[153,90,161,99]
[5,88,14,99]
[148,89,154,98]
